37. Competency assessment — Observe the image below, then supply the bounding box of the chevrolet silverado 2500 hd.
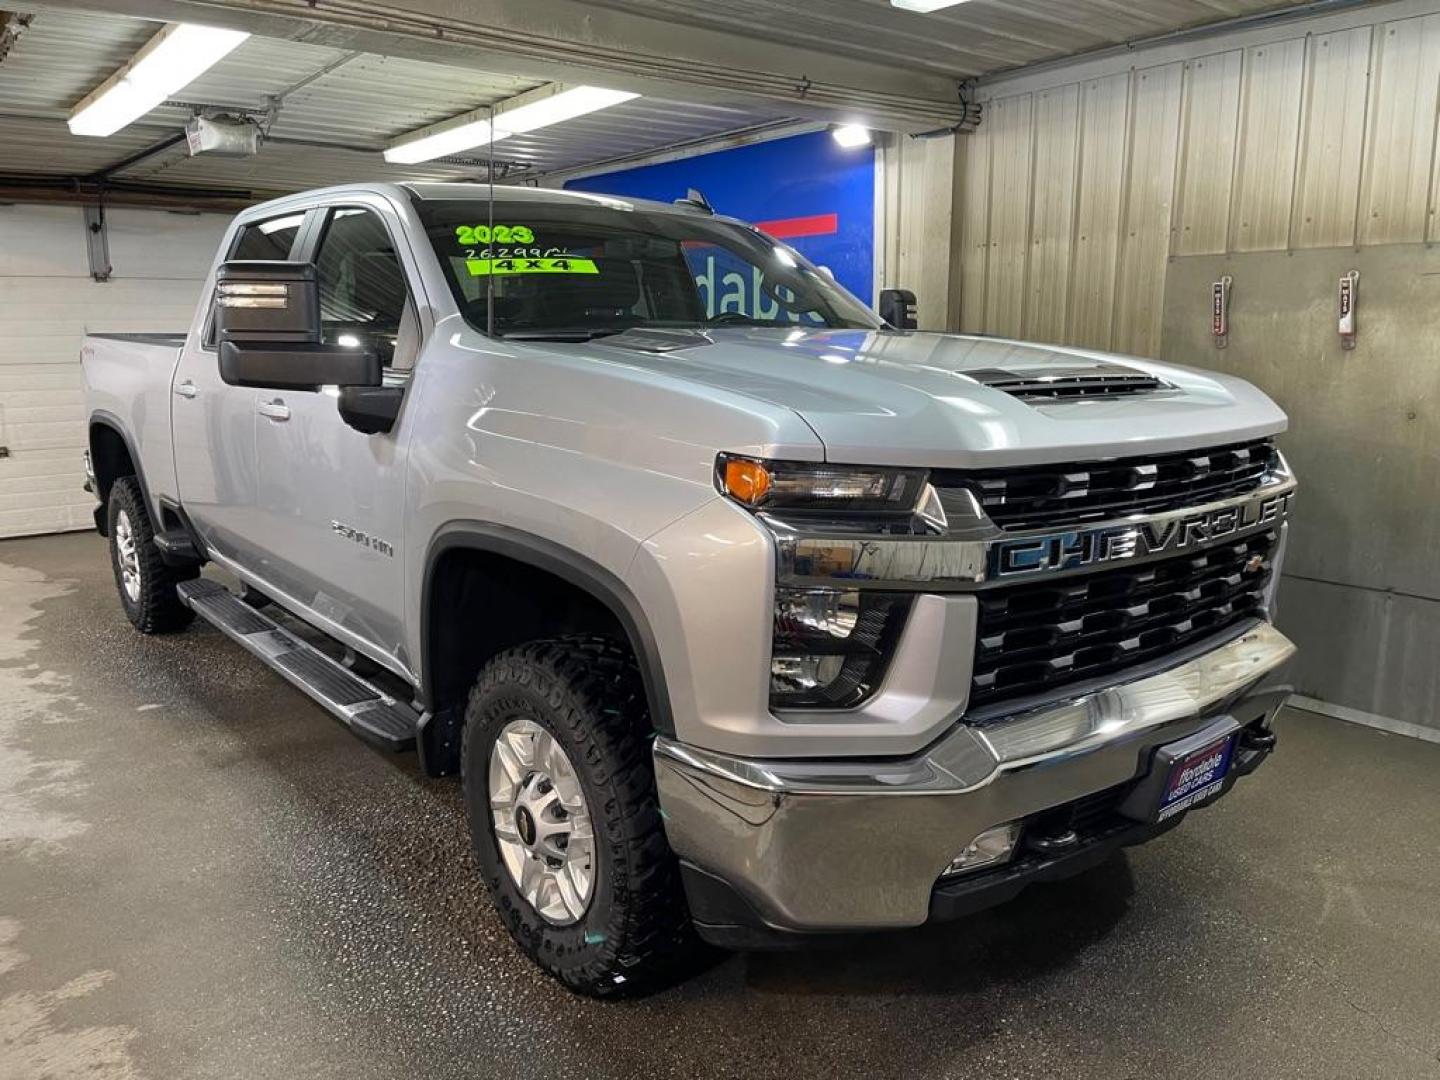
[81,183,1296,996]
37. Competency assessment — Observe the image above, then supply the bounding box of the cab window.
[313,208,417,370]
[231,212,306,260]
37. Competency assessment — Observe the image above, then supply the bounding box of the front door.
[250,201,421,675]
[172,209,310,571]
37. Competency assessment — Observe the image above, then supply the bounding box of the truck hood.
[581,327,1287,468]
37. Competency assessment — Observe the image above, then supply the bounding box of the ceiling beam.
[33,0,971,131]
[0,175,262,210]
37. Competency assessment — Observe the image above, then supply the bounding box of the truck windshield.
[415,198,882,339]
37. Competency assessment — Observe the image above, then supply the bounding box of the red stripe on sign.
[754,212,839,239]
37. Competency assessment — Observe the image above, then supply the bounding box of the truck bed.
[87,332,187,347]
[81,331,187,514]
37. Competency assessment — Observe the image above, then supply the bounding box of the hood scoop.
[600,328,713,354]
[959,362,1169,400]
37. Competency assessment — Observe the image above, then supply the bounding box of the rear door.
[249,199,424,674]
[172,209,310,571]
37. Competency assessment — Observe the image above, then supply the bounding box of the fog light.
[769,589,913,709]
[941,823,1020,878]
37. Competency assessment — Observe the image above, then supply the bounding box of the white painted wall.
[0,204,230,538]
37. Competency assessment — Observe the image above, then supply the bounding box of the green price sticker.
[456,224,535,245]
[466,257,599,277]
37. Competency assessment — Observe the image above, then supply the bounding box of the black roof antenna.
[675,187,714,214]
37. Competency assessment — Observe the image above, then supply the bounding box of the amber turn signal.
[722,457,773,505]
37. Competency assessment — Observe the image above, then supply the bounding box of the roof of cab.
[236,180,732,229]
[400,181,712,217]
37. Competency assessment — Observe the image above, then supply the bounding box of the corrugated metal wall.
[951,0,1440,740]
[1161,244,1440,741]
[958,2,1440,355]
[878,131,960,330]
[0,206,229,538]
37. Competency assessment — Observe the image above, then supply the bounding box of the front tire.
[106,477,195,634]
[461,637,705,997]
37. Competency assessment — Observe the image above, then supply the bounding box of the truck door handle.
[257,399,291,422]
[174,380,198,399]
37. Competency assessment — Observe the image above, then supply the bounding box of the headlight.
[770,587,912,709]
[718,455,928,709]
[717,454,930,516]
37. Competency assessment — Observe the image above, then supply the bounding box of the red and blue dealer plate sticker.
[1158,735,1237,821]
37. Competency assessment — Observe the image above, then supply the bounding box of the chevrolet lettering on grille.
[991,490,1294,579]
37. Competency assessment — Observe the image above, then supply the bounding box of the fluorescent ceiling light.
[832,124,872,149]
[384,117,501,166]
[384,84,639,165]
[889,0,973,11]
[69,23,249,137]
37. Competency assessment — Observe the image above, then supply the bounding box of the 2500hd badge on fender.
[80,183,1297,996]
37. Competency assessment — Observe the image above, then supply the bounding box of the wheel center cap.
[515,805,537,847]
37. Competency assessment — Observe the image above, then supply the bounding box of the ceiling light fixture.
[68,23,249,137]
[831,124,872,149]
[385,84,639,165]
[889,0,973,11]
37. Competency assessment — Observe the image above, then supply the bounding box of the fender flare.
[87,411,155,534]
[419,521,675,738]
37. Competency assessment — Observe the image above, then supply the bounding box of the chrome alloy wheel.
[488,718,596,925]
[114,510,142,603]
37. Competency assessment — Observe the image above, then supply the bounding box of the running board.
[177,578,418,752]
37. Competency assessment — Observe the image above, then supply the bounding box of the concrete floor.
[1,532,1438,1080]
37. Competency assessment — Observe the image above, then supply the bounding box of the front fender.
[419,521,675,736]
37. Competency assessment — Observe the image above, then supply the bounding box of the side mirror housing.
[878,288,918,330]
[215,260,321,344]
[219,340,381,392]
[337,385,404,435]
[214,260,381,391]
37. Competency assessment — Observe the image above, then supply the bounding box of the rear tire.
[461,636,708,997]
[107,477,195,634]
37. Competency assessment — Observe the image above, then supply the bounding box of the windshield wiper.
[500,328,628,342]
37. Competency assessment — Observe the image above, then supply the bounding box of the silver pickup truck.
[81,182,1297,996]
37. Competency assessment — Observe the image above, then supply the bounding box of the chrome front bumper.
[654,620,1295,934]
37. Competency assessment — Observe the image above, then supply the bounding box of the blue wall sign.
[564,130,876,307]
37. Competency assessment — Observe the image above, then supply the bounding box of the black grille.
[937,438,1277,531]
[970,530,1277,710]
[1068,783,1134,836]
[1027,781,1137,840]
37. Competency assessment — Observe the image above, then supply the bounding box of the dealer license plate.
[1157,733,1237,821]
